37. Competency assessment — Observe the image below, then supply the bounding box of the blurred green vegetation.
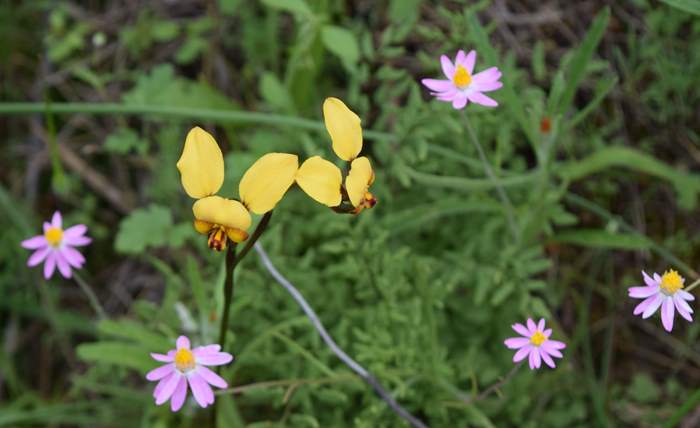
[1,0,700,427]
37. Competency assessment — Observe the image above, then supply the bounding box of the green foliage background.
[1,0,700,427]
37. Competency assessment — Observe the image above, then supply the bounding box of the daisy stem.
[462,113,520,241]
[460,363,522,405]
[72,271,107,320]
[685,277,700,293]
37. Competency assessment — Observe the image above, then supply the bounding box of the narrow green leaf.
[76,341,154,371]
[556,7,610,114]
[660,0,700,15]
[552,229,651,250]
[261,0,313,19]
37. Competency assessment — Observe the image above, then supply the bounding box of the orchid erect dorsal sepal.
[295,156,343,207]
[323,97,363,162]
[176,127,225,199]
[239,153,299,214]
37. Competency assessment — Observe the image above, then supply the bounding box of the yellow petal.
[345,156,373,207]
[295,156,342,207]
[323,97,362,161]
[193,219,213,235]
[176,127,225,199]
[239,153,299,214]
[192,196,251,232]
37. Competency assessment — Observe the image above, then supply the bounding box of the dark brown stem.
[233,211,272,269]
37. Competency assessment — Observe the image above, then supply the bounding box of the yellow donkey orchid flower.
[296,97,377,214]
[177,127,298,251]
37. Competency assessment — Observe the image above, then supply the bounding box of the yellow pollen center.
[530,331,546,346]
[453,65,472,88]
[660,270,684,295]
[174,348,195,372]
[44,227,63,247]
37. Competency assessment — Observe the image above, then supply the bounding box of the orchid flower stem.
[462,112,520,241]
[685,278,700,293]
[218,245,238,349]
[218,211,274,350]
[254,243,428,428]
[72,271,107,320]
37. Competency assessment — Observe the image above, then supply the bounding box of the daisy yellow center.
[660,270,684,295]
[44,227,63,247]
[174,348,195,372]
[453,65,472,88]
[530,331,546,347]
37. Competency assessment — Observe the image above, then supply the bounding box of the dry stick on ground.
[254,243,429,428]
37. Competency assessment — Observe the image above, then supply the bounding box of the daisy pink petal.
[154,372,174,399]
[661,298,675,331]
[512,323,530,337]
[675,296,694,314]
[540,349,556,368]
[633,295,657,315]
[541,344,563,359]
[472,67,501,83]
[44,252,57,279]
[642,294,664,319]
[176,336,190,350]
[197,366,228,389]
[22,235,47,249]
[526,318,537,333]
[188,372,214,407]
[467,92,498,107]
[51,211,62,229]
[546,340,566,350]
[504,337,530,349]
[463,50,476,74]
[653,272,662,283]
[151,352,174,363]
[65,235,91,246]
[43,222,52,233]
[543,328,552,338]
[55,252,72,278]
[537,319,545,331]
[193,345,222,358]
[455,49,466,65]
[529,348,541,369]
[452,94,468,109]
[61,246,85,268]
[678,290,695,301]
[628,286,659,298]
[63,224,87,239]
[146,364,175,381]
[197,352,234,366]
[673,297,693,322]
[170,376,188,412]
[513,345,532,362]
[27,246,51,267]
[436,90,458,101]
[642,271,657,287]
[440,55,455,79]
[155,372,182,405]
[421,78,454,92]
[472,81,503,92]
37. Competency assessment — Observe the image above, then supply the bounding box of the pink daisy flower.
[146,336,233,412]
[504,318,566,370]
[421,49,503,109]
[21,211,91,279]
[628,270,694,332]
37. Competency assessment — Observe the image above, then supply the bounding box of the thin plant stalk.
[685,277,700,293]
[462,112,520,241]
[72,271,107,319]
[254,242,428,428]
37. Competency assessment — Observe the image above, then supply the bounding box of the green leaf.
[552,229,651,250]
[259,72,294,111]
[660,0,700,15]
[104,128,147,155]
[557,146,700,210]
[555,7,610,114]
[76,341,154,371]
[97,319,171,350]
[114,204,173,254]
[321,25,360,72]
[261,0,313,19]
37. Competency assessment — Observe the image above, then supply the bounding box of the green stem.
[218,245,238,348]
[0,102,393,141]
[72,271,107,320]
[233,212,273,270]
[462,113,520,241]
[685,277,700,293]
